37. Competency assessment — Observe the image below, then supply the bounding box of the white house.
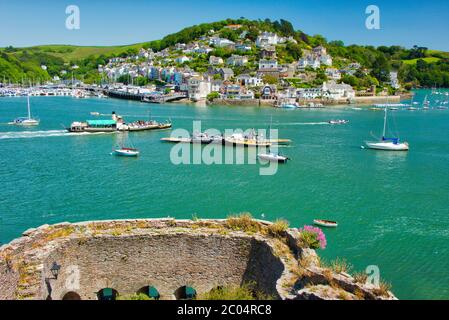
[390,71,400,89]
[297,88,323,99]
[256,32,279,47]
[322,81,355,99]
[236,74,263,87]
[188,76,211,101]
[210,37,235,48]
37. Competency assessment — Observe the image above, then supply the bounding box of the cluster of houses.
[98,26,368,102]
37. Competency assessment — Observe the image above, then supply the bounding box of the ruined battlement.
[0,218,396,300]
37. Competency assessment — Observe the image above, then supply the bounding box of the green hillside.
[1,18,449,88]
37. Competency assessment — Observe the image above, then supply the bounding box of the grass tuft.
[225,213,260,234]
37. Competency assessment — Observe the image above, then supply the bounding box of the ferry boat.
[67,119,117,133]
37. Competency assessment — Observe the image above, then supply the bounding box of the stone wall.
[0,219,397,300]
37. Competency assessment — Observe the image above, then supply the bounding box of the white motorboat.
[365,107,409,151]
[10,96,40,126]
[258,153,289,163]
[113,147,140,157]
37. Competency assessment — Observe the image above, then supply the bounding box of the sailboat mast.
[27,95,31,119]
[382,107,387,138]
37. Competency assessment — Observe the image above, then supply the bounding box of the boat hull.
[258,154,288,163]
[365,141,409,151]
[313,220,338,228]
[113,149,139,157]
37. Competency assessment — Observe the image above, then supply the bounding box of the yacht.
[10,96,40,126]
[365,107,409,151]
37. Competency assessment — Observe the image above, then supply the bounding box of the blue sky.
[1,0,449,50]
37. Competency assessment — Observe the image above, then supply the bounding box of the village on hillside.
[1,23,405,105]
[93,24,403,105]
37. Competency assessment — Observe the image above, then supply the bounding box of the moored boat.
[313,219,338,228]
[258,153,289,163]
[365,107,409,151]
[10,96,40,126]
[113,147,140,157]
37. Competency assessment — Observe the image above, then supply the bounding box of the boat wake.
[280,122,330,126]
[0,130,113,140]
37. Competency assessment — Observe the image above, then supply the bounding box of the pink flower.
[299,225,327,249]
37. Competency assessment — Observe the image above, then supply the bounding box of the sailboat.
[112,133,140,157]
[365,107,409,151]
[423,95,430,110]
[258,116,290,163]
[10,95,40,126]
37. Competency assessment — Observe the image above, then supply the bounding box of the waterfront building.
[187,76,211,101]
[322,81,355,99]
[261,85,277,99]
[236,74,263,87]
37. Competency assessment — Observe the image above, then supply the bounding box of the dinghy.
[313,220,338,228]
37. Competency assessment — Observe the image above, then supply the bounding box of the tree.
[263,74,278,85]
[371,54,391,83]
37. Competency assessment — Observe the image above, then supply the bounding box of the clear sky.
[1,0,448,50]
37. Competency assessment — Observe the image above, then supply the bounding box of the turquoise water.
[0,90,448,299]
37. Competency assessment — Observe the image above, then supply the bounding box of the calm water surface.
[0,89,448,299]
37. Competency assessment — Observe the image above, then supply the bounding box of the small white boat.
[112,133,139,157]
[258,153,289,163]
[313,219,338,228]
[90,112,100,116]
[10,96,39,126]
[328,120,349,125]
[113,147,140,157]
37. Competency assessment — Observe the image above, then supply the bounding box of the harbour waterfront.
[0,89,448,299]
